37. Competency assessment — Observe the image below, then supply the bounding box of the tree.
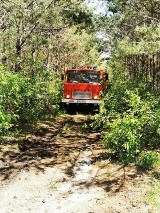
[0,0,93,72]
[105,0,160,52]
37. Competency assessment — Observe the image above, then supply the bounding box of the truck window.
[66,71,100,83]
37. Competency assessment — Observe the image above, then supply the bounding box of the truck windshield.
[66,71,100,83]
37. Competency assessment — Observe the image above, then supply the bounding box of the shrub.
[99,60,160,168]
[103,89,159,164]
[0,66,62,135]
[137,151,158,170]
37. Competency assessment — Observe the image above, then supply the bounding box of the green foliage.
[90,0,160,170]
[0,65,62,135]
[98,60,160,168]
[59,27,105,69]
[104,0,160,56]
[0,105,14,135]
[0,0,96,72]
[137,151,158,170]
[0,0,104,137]
[104,102,159,164]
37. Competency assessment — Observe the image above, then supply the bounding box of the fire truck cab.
[62,66,108,106]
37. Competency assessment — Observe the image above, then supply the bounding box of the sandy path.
[0,114,156,213]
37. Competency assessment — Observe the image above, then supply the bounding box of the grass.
[56,130,63,137]
[146,180,160,210]
[63,122,72,130]
[146,154,160,210]
[49,181,60,191]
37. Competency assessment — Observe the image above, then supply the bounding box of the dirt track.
[0,113,157,213]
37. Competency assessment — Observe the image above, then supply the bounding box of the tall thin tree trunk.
[15,38,21,72]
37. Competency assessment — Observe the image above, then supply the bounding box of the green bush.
[137,151,158,170]
[98,61,160,168]
[103,89,159,164]
[0,65,62,135]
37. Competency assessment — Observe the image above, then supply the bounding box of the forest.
[0,1,160,212]
[0,0,104,128]
[0,0,160,171]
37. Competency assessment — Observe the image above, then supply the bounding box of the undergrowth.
[94,61,160,170]
[0,65,62,136]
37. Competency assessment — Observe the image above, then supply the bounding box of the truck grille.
[72,92,92,99]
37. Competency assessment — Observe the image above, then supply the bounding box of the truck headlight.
[66,95,70,99]
[94,95,99,100]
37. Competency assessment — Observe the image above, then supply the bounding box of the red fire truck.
[62,66,108,107]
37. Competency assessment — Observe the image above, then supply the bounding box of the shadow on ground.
[0,115,98,179]
[0,113,143,194]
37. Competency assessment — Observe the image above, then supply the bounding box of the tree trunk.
[15,38,22,72]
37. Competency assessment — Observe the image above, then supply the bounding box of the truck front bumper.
[62,99,101,104]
